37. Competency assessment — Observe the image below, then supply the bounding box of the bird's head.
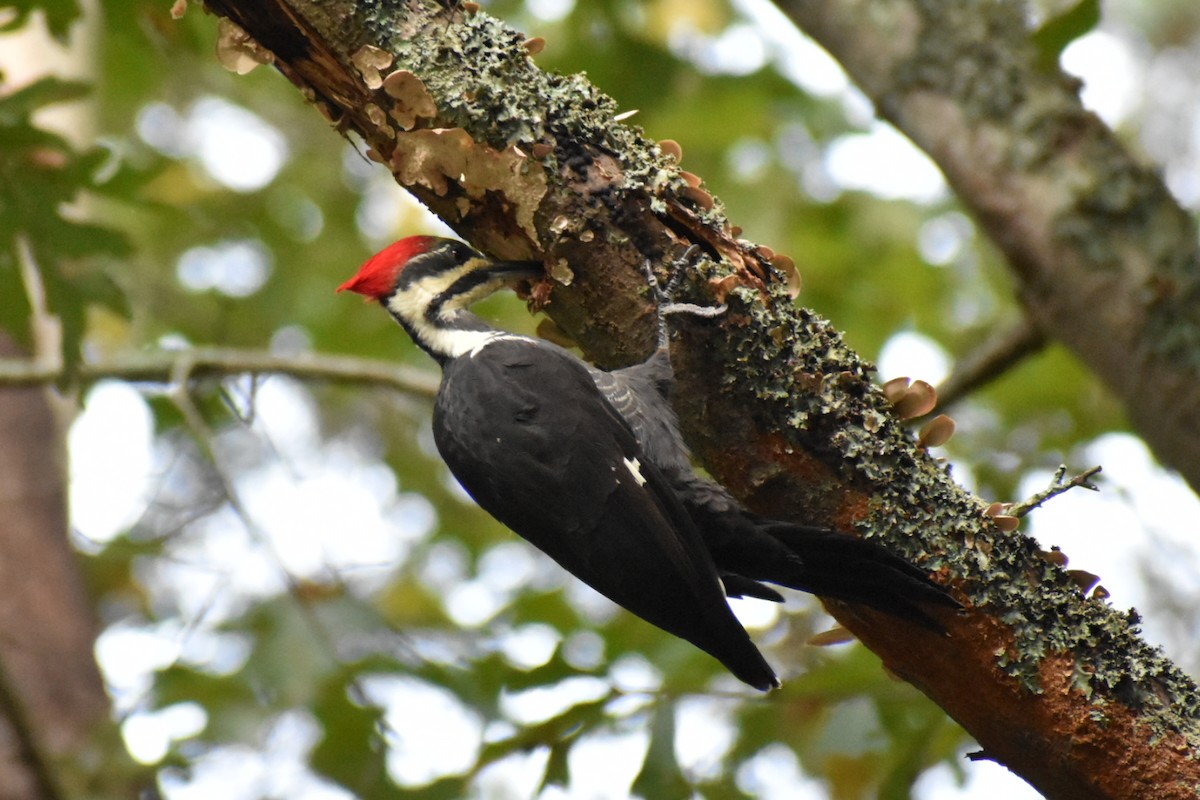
[339,236,543,324]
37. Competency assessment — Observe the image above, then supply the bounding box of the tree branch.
[779,0,1200,497]
[934,319,1047,411]
[193,2,1200,797]
[0,347,438,398]
[1009,464,1103,518]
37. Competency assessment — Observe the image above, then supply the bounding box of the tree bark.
[778,0,1200,495]
[0,336,111,800]
[198,1,1200,796]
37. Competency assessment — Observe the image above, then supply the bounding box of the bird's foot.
[643,244,725,349]
[661,243,704,300]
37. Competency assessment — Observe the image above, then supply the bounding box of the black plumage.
[340,236,959,691]
[434,337,778,690]
[594,348,959,629]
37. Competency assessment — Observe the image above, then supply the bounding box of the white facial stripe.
[385,262,475,318]
[386,265,516,321]
[385,278,439,325]
[384,263,532,359]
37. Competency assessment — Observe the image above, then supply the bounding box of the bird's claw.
[640,244,704,303]
[643,244,725,349]
[662,243,704,300]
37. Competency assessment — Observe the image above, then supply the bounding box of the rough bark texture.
[199,1,1200,796]
[780,0,1200,496]
[0,336,110,800]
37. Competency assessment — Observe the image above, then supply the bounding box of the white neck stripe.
[382,266,534,360]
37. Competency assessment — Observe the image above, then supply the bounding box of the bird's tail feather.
[755,521,961,631]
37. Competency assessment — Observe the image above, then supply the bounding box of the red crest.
[337,236,438,300]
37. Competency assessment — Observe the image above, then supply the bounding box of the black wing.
[590,347,694,477]
[592,349,960,627]
[432,338,777,690]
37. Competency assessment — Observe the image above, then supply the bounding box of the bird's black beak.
[479,259,545,283]
[473,260,547,300]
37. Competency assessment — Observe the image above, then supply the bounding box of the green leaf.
[0,0,81,40]
[0,75,131,383]
[80,534,161,615]
[631,700,693,798]
[472,695,611,789]
[234,596,341,708]
[0,77,90,124]
[1032,0,1101,72]
[403,776,472,800]
[154,665,263,745]
[541,739,572,790]
[310,672,403,800]
[34,236,129,384]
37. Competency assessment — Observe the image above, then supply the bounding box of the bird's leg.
[642,245,727,350]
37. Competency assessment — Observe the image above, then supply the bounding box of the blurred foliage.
[0,0,78,39]
[3,0,1197,798]
[1032,0,1101,72]
[0,74,131,379]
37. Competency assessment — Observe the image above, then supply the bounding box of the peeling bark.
[197,1,1200,796]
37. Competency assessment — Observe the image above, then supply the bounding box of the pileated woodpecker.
[339,236,958,690]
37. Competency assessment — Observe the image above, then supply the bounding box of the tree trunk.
[198,1,1200,796]
[0,336,111,800]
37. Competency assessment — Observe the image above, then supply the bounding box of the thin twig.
[1009,465,1103,518]
[167,353,345,624]
[165,360,407,740]
[14,235,63,374]
[0,346,439,398]
[935,321,1047,410]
